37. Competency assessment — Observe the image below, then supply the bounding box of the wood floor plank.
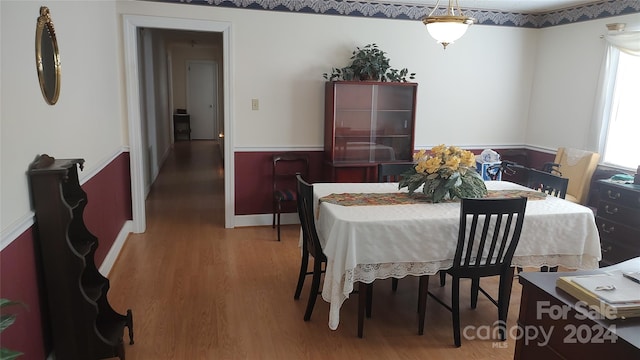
[107,141,529,359]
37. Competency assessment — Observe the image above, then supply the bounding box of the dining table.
[311,180,602,330]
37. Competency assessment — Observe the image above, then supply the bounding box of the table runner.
[319,189,546,207]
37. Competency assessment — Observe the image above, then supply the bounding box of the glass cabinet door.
[328,82,416,164]
[373,85,414,162]
[334,84,374,162]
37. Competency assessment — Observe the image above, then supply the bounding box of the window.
[601,51,640,170]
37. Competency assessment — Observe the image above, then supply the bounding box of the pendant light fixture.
[422,0,475,49]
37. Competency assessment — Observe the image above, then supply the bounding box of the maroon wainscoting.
[526,149,556,170]
[233,148,557,216]
[0,152,132,360]
[82,153,133,264]
[234,151,324,215]
[0,228,47,360]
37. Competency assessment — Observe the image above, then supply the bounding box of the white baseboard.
[99,220,133,277]
[233,213,300,227]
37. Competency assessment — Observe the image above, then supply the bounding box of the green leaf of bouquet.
[433,184,447,202]
[0,299,23,309]
[444,175,458,189]
[0,348,24,360]
[425,177,442,195]
[0,314,16,332]
[460,174,488,198]
[408,181,422,194]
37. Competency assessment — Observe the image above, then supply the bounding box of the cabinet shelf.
[63,195,85,210]
[83,281,107,302]
[71,238,95,257]
[96,315,129,346]
[68,215,98,257]
[324,81,417,182]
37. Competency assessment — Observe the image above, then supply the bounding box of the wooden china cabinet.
[324,81,418,182]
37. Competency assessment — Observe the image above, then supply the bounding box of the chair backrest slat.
[526,168,569,199]
[496,214,516,264]
[452,198,527,276]
[484,214,504,265]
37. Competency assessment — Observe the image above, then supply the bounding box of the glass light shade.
[426,20,470,47]
[422,0,475,49]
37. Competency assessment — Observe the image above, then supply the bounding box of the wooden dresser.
[595,179,640,266]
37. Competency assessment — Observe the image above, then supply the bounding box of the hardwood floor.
[107,141,525,359]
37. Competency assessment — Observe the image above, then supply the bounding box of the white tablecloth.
[312,181,601,330]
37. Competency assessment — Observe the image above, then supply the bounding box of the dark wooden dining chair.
[526,168,569,199]
[377,162,415,291]
[294,174,372,337]
[294,174,327,322]
[525,168,568,273]
[377,162,414,182]
[272,153,309,241]
[419,197,527,347]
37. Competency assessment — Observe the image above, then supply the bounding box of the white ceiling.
[386,0,602,13]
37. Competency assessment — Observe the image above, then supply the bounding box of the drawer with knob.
[598,180,640,209]
[596,217,640,267]
[598,236,639,267]
[596,217,640,244]
[597,201,640,225]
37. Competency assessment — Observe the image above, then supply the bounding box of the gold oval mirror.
[35,6,61,105]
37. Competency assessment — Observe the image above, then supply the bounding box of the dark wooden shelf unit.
[28,154,133,360]
[173,113,191,141]
[324,81,417,182]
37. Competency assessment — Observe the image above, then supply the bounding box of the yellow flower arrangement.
[398,144,488,203]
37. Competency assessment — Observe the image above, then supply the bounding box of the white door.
[187,61,217,139]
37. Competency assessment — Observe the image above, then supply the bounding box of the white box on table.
[476,160,502,181]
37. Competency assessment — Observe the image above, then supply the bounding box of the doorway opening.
[123,15,235,232]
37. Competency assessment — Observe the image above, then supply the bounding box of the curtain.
[587,31,640,154]
[605,31,640,56]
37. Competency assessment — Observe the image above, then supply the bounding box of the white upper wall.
[116,1,537,150]
[1,0,123,238]
[1,0,637,237]
[527,13,640,151]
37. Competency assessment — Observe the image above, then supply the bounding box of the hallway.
[106,141,521,359]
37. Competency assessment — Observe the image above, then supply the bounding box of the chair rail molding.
[0,147,129,252]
